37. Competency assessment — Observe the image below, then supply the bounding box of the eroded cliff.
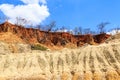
[0,21,110,49]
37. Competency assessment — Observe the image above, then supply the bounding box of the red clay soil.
[0,21,111,48]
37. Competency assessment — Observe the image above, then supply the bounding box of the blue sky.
[0,0,120,32]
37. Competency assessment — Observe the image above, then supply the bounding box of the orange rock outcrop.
[0,22,111,48]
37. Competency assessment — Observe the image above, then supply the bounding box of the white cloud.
[20,0,46,4]
[0,0,49,26]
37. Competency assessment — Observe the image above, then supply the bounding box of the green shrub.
[31,44,47,51]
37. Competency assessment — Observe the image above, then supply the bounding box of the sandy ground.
[1,42,120,80]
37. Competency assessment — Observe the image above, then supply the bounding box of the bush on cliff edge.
[31,44,47,51]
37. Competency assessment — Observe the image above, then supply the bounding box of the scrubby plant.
[31,44,47,51]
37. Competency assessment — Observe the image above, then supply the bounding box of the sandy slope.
[0,32,24,43]
[1,42,120,80]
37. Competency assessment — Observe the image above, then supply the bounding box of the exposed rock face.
[0,22,111,48]
[93,33,111,43]
[74,34,95,46]
[0,42,120,80]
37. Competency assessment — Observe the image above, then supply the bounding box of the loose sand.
[0,41,120,80]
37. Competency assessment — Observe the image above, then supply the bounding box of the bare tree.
[35,24,42,30]
[74,27,79,35]
[78,26,83,35]
[15,17,28,26]
[45,21,56,32]
[53,27,59,32]
[73,26,83,35]
[97,22,110,34]
[83,28,90,34]
[90,31,96,35]
[68,30,73,34]
[60,26,67,32]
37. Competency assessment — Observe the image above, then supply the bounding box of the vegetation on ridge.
[31,44,47,51]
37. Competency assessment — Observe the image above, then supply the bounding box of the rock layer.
[0,42,120,80]
[0,22,110,48]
